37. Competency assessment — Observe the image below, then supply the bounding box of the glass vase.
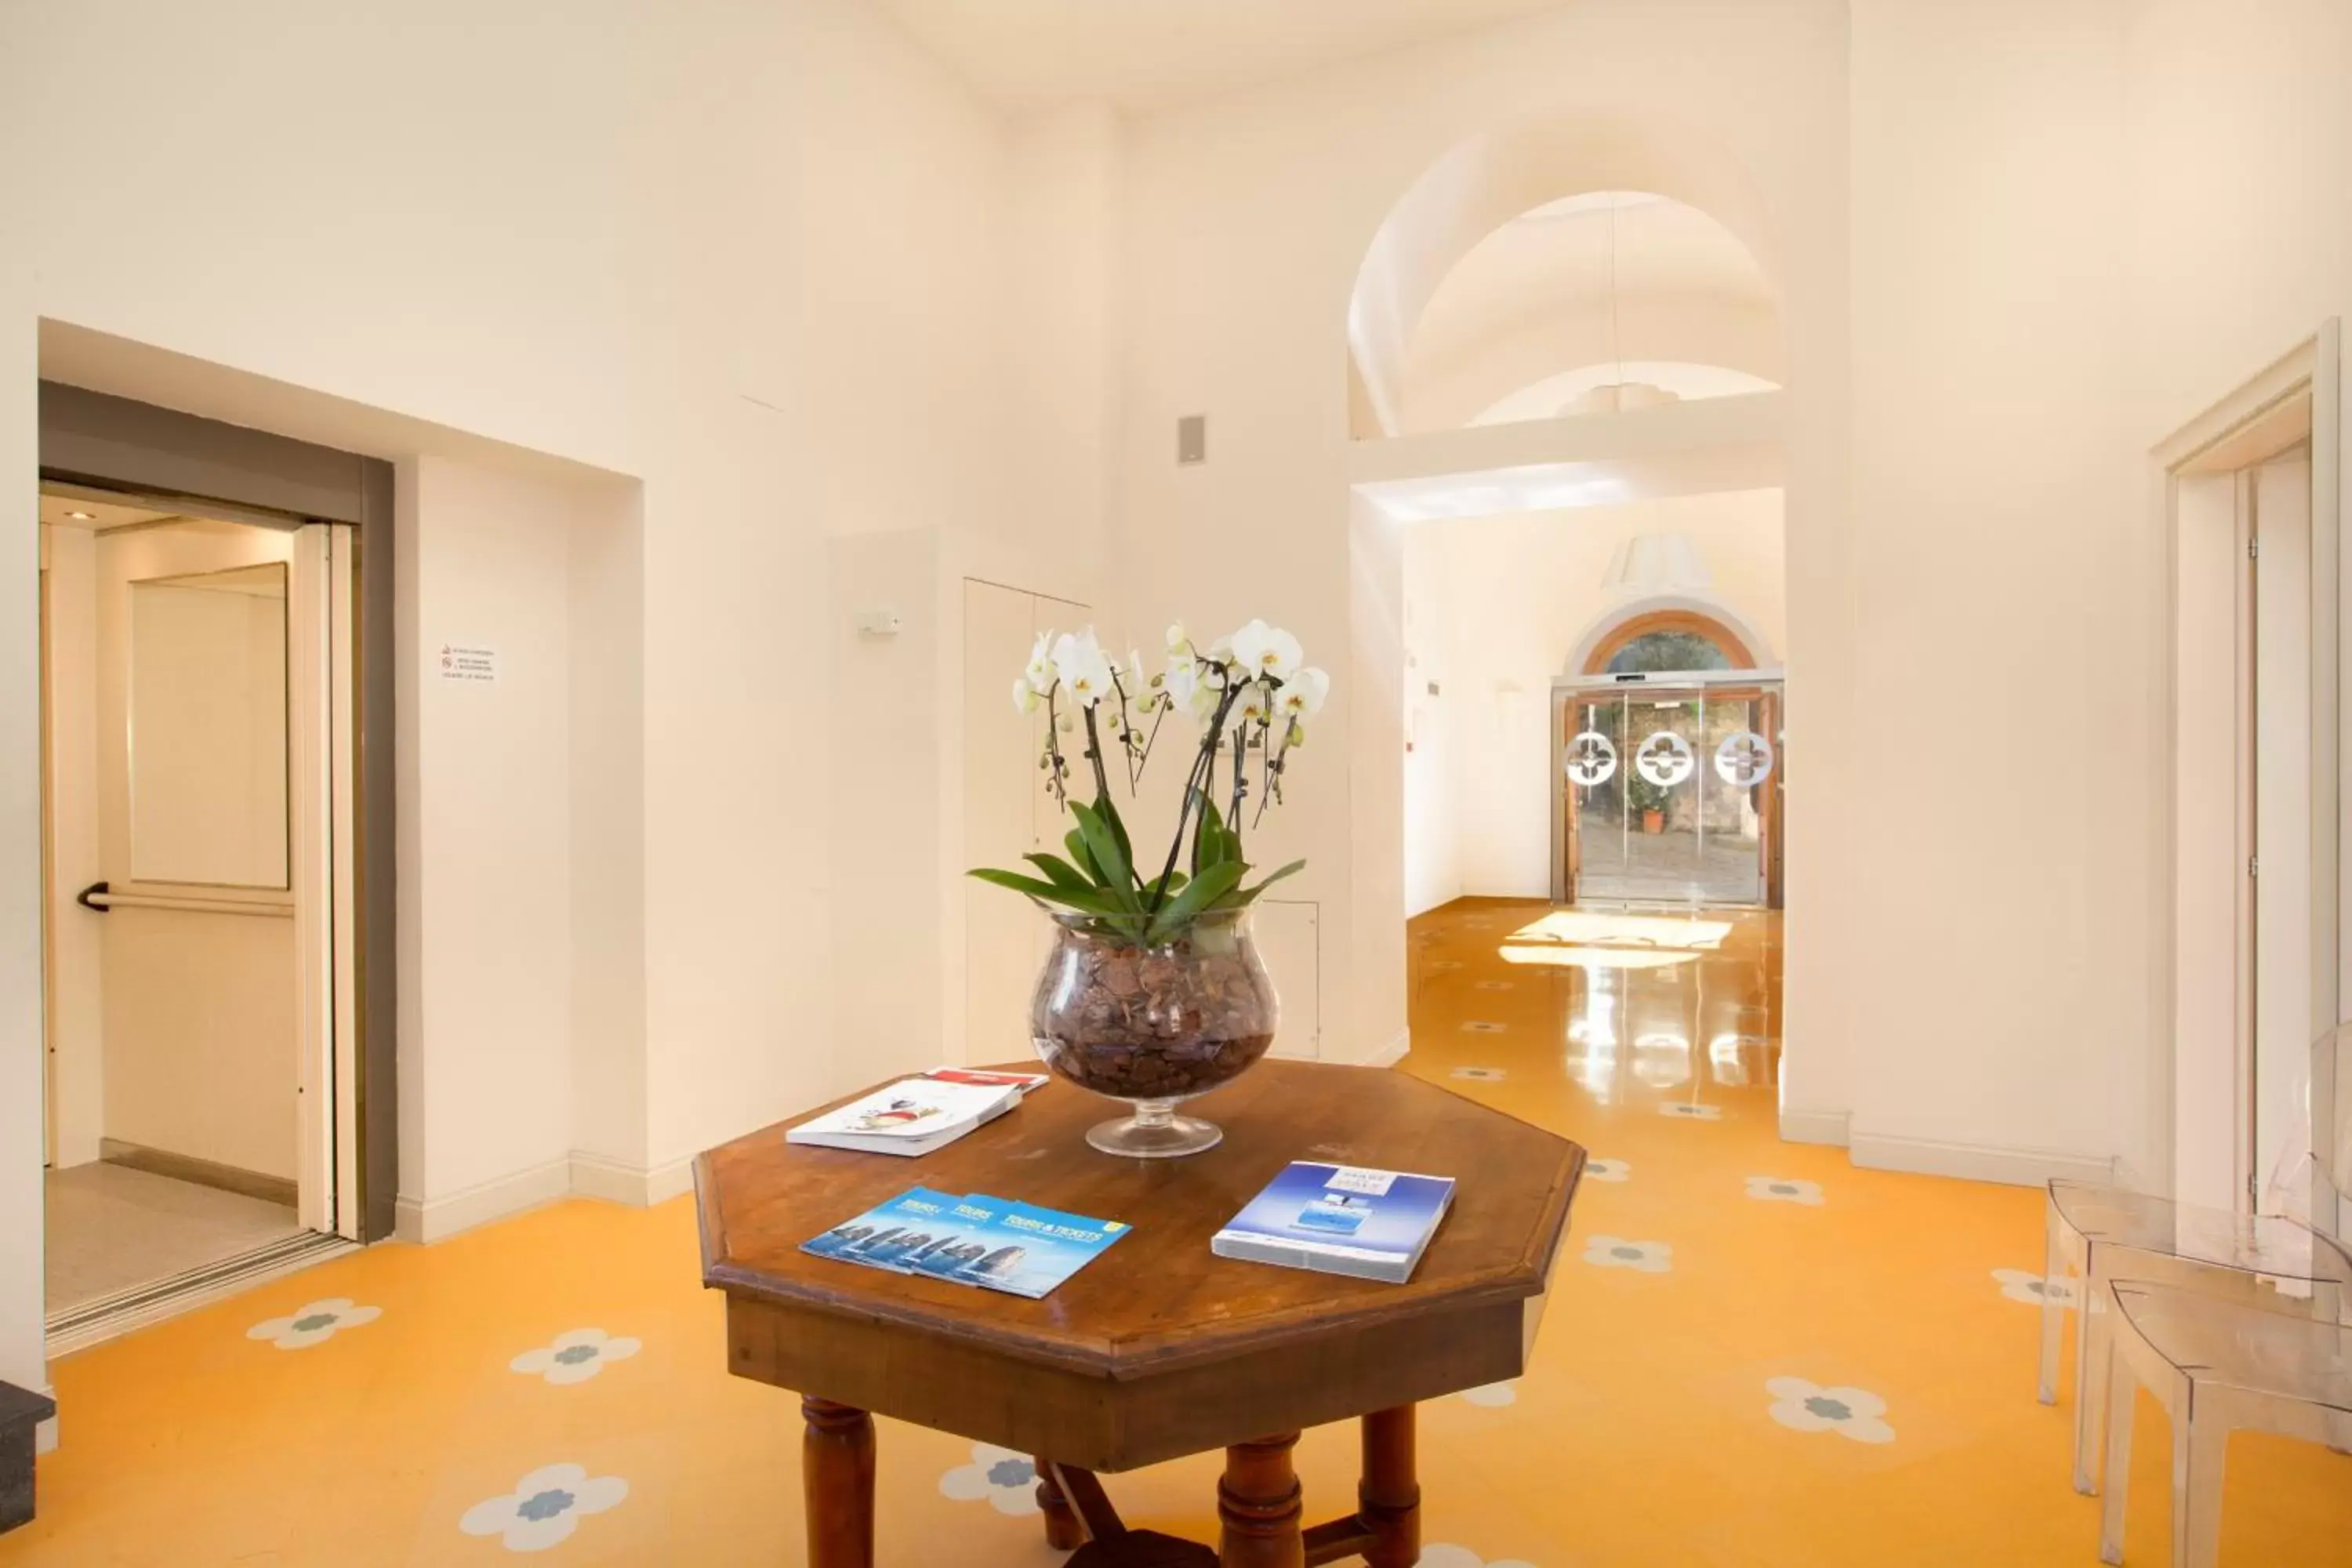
[1029,905,1280,1157]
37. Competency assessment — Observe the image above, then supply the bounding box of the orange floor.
[7,898,2352,1566]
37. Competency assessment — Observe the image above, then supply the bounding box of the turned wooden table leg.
[1036,1457,1087,1549]
[1359,1406,1420,1568]
[801,1397,876,1568]
[1219,1432,1305,1568]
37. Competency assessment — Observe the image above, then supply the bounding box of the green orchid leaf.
[1023,851,1093,892]
[965,867,1123,916]
[1220,858,1305,907]
[1144,860,1244,946]
[1194,797,1228,873]
[1066,827,1107,886]
[1069,799,1142,911]
[1094,789,1136,873]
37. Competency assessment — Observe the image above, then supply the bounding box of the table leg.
[1359,1406,1420,1568]
[801,1396,875,1568]
[1036,1457,1087,1549]
[1218,1432,1304,1568]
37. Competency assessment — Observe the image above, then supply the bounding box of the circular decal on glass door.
[1714,731,1774,787]
[1634,731,1695,787]
[1563,731,1617,786]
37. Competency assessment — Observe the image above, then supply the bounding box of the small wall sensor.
[1177,414,1207,465]
[855,609,904,637]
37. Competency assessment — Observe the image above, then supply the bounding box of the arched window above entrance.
[1583,609,1755,675]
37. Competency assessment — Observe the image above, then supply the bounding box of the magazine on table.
[1211,1162,1455,1284]
[785,1076,1021,1156]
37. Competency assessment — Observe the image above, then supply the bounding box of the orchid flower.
[1228,620,1301,681]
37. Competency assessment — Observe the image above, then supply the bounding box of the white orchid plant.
[969,619,1329,948]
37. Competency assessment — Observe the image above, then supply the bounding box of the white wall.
[1844,0,2141,1174]
[1403,489,1785,909]
[2126,0,2352,1184]
[1117,0,1849,1073]
[0,0,1019,1399]
[395,456,576,1232]
[1402,531,1461,914]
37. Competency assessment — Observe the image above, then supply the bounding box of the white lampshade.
[1600,532,1712,597]
[1558,379,1682,419]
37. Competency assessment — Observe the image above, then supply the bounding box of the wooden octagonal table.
[696,1060,1584,1567]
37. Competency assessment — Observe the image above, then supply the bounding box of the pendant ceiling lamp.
[1559,193,1682,419]
[1599,532,1713,598]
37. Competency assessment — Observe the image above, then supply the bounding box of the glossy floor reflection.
[7,898,2352,1566]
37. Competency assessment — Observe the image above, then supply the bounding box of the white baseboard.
[1779,1107,1852,1146]
[1359,1029,1412,1069]
[396,1152,697,1244]
[394,1157,571,1244]
[1849,1131,2115,1189]
[568,1151,695,1207]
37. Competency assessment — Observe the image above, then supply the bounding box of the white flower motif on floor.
[1992,1268,2076,1308]
[1419,1545,1536,1568]
[459,1463,629,1552]
[510,1328,641,1385]
[246,1298,381,1351]
[1473,980,1515,992]
[1583,1158,1629,1183]
[938,1443,1040,1515]
[1765,1377,1895,1444]
[1459,1381,1519,1407]
[1745,1177,1824,1206]
[1583,1235,1671,1273]
[1452,1066,1506,1082]
[1426,959,1464,972]
[1461,1022,1506,1034]
[1659,1102,1721,1121]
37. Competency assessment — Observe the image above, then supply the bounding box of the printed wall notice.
[438,644,499,684]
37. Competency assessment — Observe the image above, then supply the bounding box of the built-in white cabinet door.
[964,579,1040,1066]
[1254,898,1321,1060]
[961,581,1092,1066]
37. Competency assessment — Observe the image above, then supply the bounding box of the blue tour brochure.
[800,1186,962,1273]
[948,1199,1131,1298]
[903,1193,1013,1281]
[1211,1162,1455,1283]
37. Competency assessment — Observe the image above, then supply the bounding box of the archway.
[1571,598,1776,677]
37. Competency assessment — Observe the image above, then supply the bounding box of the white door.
[961,580,1089,1065]
[85,515,357,1239]
[2252,453,2315,1205]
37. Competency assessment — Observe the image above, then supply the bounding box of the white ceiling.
[873,0,1570,112]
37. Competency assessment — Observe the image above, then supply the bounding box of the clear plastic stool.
[2097,1279,2352,1566]
[2042,1180,2347,1494]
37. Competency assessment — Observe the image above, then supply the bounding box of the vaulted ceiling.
[873,0,1570,112]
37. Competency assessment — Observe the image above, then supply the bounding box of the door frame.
[1551,667,1787,908]
[2154,320,2343,1208]
[38,383,398,1241]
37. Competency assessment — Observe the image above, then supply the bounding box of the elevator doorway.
[1553,670,1784,908]
[38,485,361,1348]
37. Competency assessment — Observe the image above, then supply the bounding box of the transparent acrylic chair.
[2096,1278,2352,1566]
[2042,1178,2350,1493]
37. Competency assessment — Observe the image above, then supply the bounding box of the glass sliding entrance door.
[1555,674,1781,907]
